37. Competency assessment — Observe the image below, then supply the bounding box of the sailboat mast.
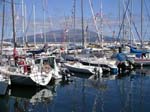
[141,0,143,47]
[11,0,16,48]
[21,0,25,46]
[130,0,132,45]
[100,0,103,48]
[73,0,76,43]
[0,0,5,55]
[118,0,121,44]
[73,0,76,31]
[43,0,46,44]
[24,4,27,44]
[33,4,36,46]
[81,0,85,48]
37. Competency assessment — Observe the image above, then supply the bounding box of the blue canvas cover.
[116,53,127,61]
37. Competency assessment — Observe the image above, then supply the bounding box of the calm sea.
[0,67,150,112]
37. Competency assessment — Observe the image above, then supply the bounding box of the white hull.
[80,57,118,73]
[64,62,102,74]
[0,66,53,86]
[0,56,61,86]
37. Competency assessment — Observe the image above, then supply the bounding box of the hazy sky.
[0,0,150,40]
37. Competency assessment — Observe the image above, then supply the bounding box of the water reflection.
[9,86,56,112]
[0,68,150,112]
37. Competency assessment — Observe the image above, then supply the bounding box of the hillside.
[5,29,117,44]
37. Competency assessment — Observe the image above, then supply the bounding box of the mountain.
[5,29,117,44]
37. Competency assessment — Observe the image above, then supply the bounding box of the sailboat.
[129,46,150,67]
[78,0,118,74]
[127,0,150,67]
[0,55,59,86]
[0,0,60,86]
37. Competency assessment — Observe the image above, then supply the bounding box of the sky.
[0,0,150,41]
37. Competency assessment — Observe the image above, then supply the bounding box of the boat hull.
[64,63,102,75]
[134,59,150,67]
[10,75,38,86]
[66,65,94,74]
[80,60,117,73]
[0,81,8,95]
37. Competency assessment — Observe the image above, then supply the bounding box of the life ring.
[42,64,51,73]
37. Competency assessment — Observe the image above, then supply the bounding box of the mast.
[43,0,46,44]
[21,0,25,46]
[129,0,132,45]
[11,0,16,48]
[81,0,85,48]
[141,0,143,48]
[118,0,121,44]
[0,0,5,55]
[24,4,27,44]
[33,4,36,46]
[73,0,76,34]
[100,0,103,48]
[73,0,76,43]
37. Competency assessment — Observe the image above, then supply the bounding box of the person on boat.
[142,53,146,59]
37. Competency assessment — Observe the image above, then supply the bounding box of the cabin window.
[35,59,41,64]
[48,57,54,68]
[43,59,49,65]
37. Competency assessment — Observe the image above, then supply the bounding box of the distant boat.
[27,43,49,54]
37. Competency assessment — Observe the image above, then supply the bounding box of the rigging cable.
[89,0,101,45]
[126,7,141,42]
[116,0,130,43]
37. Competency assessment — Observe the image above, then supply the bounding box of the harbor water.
[0,67,150,112]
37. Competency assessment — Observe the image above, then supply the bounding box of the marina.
[0,0,150,111]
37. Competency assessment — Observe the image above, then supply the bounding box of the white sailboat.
[0,0,60,86]
[0,56,59,86]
